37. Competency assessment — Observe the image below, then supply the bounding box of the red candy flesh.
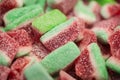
[109,30,120,58]
[0,66,10,80]
[0,32,18,61]
[75,49,94,80]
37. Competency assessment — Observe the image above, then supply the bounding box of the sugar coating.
[4,5,43,31]
[0,66,10,80]
[32,9,67,34]
[41,18,80,51]
[74,1,96,24]
[4,5,42,25]
[7,29,32,57]
[0,33,18,66]
[106,56,120,74]
[24,62,53,80]
[40,42,80,74]
[88,43,108,80]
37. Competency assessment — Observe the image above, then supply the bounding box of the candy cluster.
[0,0,120,80]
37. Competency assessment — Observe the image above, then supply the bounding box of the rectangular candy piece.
[0,66,10,80]
[29,42,49,61]
[4,5,43,25]
[75,43,108,80]
[74,1,97,25]
[40,18,80,51]
[0,0,23,26]
[32,9,67,34]
[7,29,32,57]
[101,3,120,19]
[0,32,18,66]
[47,0,77,14]
[95,0,116,6]
[4,5,43,31]
[24,62,53,80]
[106,56,120,74]
[59,70,76,80]
[92,15,120,44]
[40,42,80,74]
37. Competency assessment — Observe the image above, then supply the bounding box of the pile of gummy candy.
[1,0,120,80]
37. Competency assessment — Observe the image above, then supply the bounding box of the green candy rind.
[24,62,53,80]
[4,5,43,31]
[0,51,10,66]
[88,43,108,80]
[24,0,37,6]
[4,5,42,25]
[40,42,80,74]
[37,0,46,9]
[32,9,67,34]
[95,0,116,6]
[40,18,75,42]
[94,30,108,43]
[106,57,120,74]
[74,1,96,24]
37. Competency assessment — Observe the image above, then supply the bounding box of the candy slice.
[0,32,18,66]
[9,56,35,80]
[95,0,116,6]
[40,42,80,74]
[24,0,37,6]
[47,0,77,14]
[106,56,120,74]
[4,5,43,31]
[7,29,32,57]
[75,43,108,80]
[108,30,120,58]
[40,18,81,51]
[32,9,67,34]
[29,42,49,61]
[101,3,120,19]
[24,62,53,80]
[0,66,10,80]
[78,29,97,51]
[4,5,43,25]
[92,15,120,44]
[59,70,76,80]
[74,1,97,24]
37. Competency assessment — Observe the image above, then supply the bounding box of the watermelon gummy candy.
[32,9,67,34]
[92,15,120,44]
[106,56,120,74]
[0,32,18,66]
[0,66,10,80]
[40,42,80,74]
[47,0,77,14]
[7,29,32,57]
[0,0,23,26]
[40,18,81,51]
[75,43,108,80]
[4,5,43,31]
[59,70,76,80]
[24,62,53,80]
[95,0,116,6]
[101,3,120,19]
[74,1,97,25]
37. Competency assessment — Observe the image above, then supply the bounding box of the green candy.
[4,5,43,31]
[106,56,120,74]
[24,0,37,6]
[24,62,53,80]
[74,1,96,24]
[32,9,67,34]
[40,42,80,74]
[88,43,108,80]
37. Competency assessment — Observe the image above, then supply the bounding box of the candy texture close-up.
[1,0,120,80]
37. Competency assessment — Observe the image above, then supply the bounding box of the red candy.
[0,66,10,80]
